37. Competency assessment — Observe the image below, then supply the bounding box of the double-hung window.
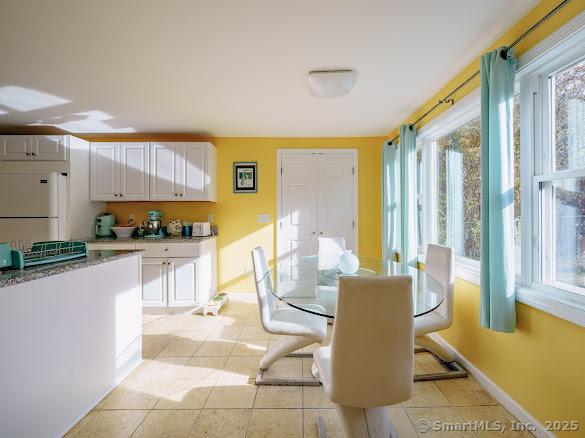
[412,15,585,325]
[518,33,585,321]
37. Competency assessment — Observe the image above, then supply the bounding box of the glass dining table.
[271,255,445,319]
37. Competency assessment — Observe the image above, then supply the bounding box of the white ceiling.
[0,0,539,136]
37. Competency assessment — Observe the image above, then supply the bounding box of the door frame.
[276,148,359,274]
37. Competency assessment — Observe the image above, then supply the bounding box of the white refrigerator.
[0,173,68,245]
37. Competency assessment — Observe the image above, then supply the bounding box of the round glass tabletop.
[269,255,445,318]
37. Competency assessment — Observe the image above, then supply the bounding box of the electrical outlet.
[208,213,214,223]
[258,214,271,223]
[129,214,135,225]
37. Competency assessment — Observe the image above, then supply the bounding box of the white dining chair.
[251,246,328,385]
[317,236,347,269]
[316,237,347,316]
[414,243,456,363]
[312,276,414,438]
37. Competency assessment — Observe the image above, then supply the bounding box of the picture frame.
[233,162,257,193]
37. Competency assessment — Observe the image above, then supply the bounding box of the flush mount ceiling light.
[308,69,355,98]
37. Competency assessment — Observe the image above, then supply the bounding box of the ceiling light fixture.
[307,69,355,98]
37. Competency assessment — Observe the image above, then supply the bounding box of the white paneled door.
[278,150,357,297]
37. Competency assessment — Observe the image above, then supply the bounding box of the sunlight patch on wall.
[0,86,70,112]
[219,224,274,293]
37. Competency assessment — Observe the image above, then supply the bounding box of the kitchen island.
[0,250,143,438]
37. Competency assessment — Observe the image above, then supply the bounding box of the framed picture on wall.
[233,162,257,193]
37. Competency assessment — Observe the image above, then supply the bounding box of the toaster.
[192,222,211,237]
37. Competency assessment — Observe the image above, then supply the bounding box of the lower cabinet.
[141,258,168,307]
[167,258,198,307]
[142,255,214,308]
[87,238,217,309]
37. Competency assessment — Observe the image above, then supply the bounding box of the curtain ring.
[500,49,508,60]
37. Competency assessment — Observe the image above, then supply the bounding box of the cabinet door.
[150,143,181,200]
[120,143,149,201]
[90,143,120,201]
[167,258,198,306]
[181,144,206,200]
[31,135,67,160]
[0,136,31,160]
[142,258,168,307]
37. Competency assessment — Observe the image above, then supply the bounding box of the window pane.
[552,59,585,171]
[436,116,481,260]
[541,177,585,290]
[513,94,521,274]
[417,148,423,249]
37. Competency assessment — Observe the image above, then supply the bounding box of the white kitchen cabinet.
[90,142,149,201]
[141,257,168,307]
[87,238,217,309]
[0,135,67,161]
[150,142,216,201]
[167,258,198,306]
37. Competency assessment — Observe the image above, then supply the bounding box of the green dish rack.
[5,241,88,269]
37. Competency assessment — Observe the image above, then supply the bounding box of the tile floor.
[66,298,533,438]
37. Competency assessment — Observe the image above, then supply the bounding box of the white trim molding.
[429,333,554,438]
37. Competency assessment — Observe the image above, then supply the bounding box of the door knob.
[319,232,323,235]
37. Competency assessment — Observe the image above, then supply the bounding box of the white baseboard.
[429,333,553,438]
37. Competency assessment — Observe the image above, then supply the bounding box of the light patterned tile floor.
[67,298,533,438]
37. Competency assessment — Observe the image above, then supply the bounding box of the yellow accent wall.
[92,136,383,294]
[390,0,585,434]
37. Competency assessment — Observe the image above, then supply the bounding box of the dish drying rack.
[9,241,88,269]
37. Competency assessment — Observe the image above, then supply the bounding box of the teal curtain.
[382,140,399,259]
[480,47,517,333]
[400,125,418,267]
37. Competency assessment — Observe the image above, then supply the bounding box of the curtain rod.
[387,0,571,145]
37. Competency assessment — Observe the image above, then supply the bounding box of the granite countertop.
[0,250,142,288]
[83,235,216,244]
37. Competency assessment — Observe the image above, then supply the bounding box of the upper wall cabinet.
[90,142,150,201]
[89,141,216,202]
[0,135,67,161]
[150,142,217,202]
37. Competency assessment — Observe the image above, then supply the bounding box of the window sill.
[414,251,585,328]
[516,285,585,328]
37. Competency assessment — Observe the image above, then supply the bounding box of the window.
[407,18,585,326]
[436,116,481,261]
[537,59,585,292]
[513,94,521,274]
[416,148,423,250]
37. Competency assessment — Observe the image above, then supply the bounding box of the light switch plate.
[258,214,271,223]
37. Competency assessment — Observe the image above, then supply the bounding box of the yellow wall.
[390,0,585,434]
[93,136,383,294]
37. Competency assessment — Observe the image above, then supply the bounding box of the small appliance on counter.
[142,210,165,238]
[192,222,212,237]
[95,213,116,237]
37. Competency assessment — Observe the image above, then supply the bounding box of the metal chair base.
[255,368,320,386]
[414,347,468,381]
[255,351,320,386]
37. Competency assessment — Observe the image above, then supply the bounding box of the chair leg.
[415,334,454,362]
[259,335,317,370]
[255,335,322,386]
[335,405,395,438]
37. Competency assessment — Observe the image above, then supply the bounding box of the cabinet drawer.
[136,242,199,258]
